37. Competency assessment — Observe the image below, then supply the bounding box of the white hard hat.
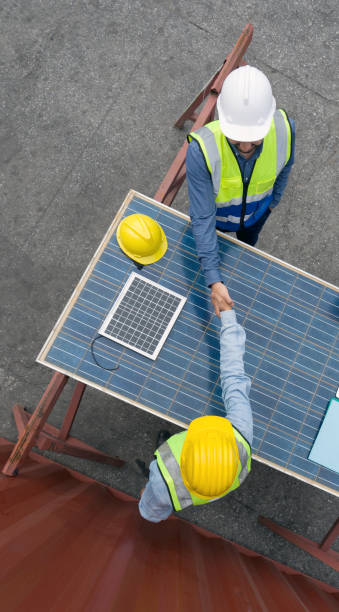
[217,65,276,141]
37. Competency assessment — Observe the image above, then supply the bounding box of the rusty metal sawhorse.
[2,24,253,478]
[258,516,339,572]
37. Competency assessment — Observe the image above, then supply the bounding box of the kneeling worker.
[138,302,253,522]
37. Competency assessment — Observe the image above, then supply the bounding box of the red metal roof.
[1,438,338,611]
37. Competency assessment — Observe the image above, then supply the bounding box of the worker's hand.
[140,488,145,498]
[210,282,234,317]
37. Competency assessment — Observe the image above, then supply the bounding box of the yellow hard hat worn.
[180,416,239,499]
[117,214,167,265]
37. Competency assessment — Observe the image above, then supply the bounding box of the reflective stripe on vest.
[188,110,291,230]
[155,428,251,512]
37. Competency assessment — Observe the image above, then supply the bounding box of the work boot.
[156,429,171,447]
[135,459,150,479]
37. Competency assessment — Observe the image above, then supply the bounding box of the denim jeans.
[235,208,271,246]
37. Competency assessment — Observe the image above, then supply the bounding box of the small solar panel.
[99,272,186,359]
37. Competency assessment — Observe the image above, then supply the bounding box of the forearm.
[190,214,222,286]
[186,141,222,286]
[219,310,253,445]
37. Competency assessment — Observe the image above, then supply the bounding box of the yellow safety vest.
[188,109,292,230]
[155,428,251,512]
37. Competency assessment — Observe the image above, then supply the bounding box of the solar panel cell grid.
[37,190,339,496]
[99,273,186,359]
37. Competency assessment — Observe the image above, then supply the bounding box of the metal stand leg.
[174,54,247,130]
[258,516,339,572]
[13,405,124,467]
[59,382,86,441]
[2,372,68,476]
[2,376,125,476]
[173,67,221,128]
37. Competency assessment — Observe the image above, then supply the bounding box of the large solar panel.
[99,273,186,359]
[37,190,339,497]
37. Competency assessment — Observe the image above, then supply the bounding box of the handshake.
[210,281,234,316]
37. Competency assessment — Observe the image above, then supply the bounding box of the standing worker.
[138,301,252,522]
[186,65,295,316]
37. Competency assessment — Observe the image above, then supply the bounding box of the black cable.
[90,335,119,371]
[133,259,143,270]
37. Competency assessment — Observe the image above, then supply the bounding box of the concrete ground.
[1,0,338,589]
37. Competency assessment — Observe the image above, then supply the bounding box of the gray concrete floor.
[1,0,338,589]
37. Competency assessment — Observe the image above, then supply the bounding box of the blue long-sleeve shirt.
[138,309,253,523]
[187,119,295,287]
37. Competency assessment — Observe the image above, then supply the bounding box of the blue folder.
[309,397,339,474]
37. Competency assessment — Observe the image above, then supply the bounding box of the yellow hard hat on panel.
[117,214,167,265]
[180,416,239,499]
